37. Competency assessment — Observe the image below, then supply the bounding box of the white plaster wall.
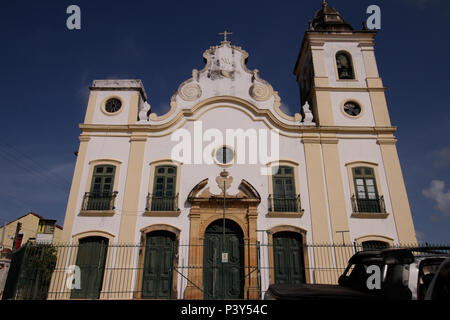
[323,42,367,88]
[135,106,313,242]
[70,102,404,296]
[330,91,375,127]
[70,136,131,242]
[338,138,399,244]
[91,90,132,125]
[133,105,313,296]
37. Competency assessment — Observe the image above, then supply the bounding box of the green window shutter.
[151,166,177,211]
[272,166,296,198]
[87,165,116,210]
[352,167,379,200]
[90,165,116,195]
[271,166,297,212]
[352,167,382,212]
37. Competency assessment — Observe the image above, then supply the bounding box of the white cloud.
[152,103,171,116]
[415,230,426,243]
[422,180,450,217]
[433,146,450,168]
[280,102,291,115]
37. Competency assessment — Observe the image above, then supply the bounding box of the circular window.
[343,101,361,117]
[215,146,234,165]
[104,98,122,113]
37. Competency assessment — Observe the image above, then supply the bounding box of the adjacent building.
[0,212,63,250]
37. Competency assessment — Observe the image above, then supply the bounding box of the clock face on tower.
[343,101,361,117]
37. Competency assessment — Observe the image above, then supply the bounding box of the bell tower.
[294,1,417,244]
[294,1,391,128]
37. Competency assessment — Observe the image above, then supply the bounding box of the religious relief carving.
[208,56,235,80]
[178,82,202,101]
[215,169,233,195]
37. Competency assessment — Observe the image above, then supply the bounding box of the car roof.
[349,247,450,265]
[349,248,415,265]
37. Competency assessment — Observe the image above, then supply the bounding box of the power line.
[0,139,72,185]
[0,140,72,192]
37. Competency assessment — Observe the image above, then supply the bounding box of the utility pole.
[1,220,6,245]
[222,180,226,299]
[12,222,22,250]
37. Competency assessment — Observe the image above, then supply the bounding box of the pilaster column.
[112,134,147,299]
[247,206,259,299]
[302,134,333,283]
[320,135,351,245]
[378,135,417,244]
[60,135,91,243]
[184,210,203,299]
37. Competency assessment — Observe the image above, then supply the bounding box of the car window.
[417,258,444,300]
[426,260,450,300]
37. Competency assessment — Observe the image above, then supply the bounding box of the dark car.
[264,247,450,300]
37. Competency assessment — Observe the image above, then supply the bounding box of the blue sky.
[0,0,449,243]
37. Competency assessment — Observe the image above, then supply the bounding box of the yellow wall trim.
[72,230,116,242]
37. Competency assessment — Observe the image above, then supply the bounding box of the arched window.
[352,166,383,213]
[362,240,389,251]
[150,165,177,211]
[336,51,355,80]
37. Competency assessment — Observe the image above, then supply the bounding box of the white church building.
[56,2,416,300]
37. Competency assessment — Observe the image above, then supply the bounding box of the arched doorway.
[273,231,306,284]
[142,230,176,298]
[203,219,244,299]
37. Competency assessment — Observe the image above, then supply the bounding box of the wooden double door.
[273,232,306,284]
[71,237,108,299]
[203,219,244,299]
[142,231,176,299]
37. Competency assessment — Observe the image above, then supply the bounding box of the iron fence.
[2,242,448,300]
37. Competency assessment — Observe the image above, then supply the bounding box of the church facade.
[58,3,416,299]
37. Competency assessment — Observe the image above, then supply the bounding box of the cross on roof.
[219,30,233,42]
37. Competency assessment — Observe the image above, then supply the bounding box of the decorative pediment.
[187,170,260,203]
[187,178,208,200]
[143,40,302,126]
